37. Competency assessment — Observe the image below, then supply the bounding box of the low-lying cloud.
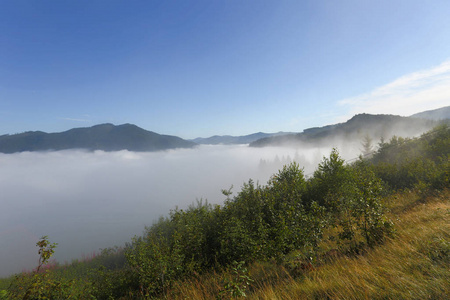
[0,144,359,277]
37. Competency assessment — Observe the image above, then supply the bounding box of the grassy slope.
[1,125,448,299]
[164,189,449,299]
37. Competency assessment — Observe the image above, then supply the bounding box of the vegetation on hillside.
[1,125,448,299]
[250,113,439,148]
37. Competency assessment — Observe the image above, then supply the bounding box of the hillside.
[192,109,449,146]
[250,113,440,148]
[166,189,449,299]
[0,123,197,153]
[191,132,293,145]
[1,125,448,299]
[410,105,450,120]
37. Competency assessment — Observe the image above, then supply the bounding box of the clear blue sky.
[1,0,450,139]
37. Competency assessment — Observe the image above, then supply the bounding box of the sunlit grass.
[164,189,449,299]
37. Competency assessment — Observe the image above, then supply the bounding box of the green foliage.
[36,237,58,272]
[219,214,260,264]
[5,238,136,299]
[121,152,398,297]
[306,149,393,250]
[125,231,184,297]
[218,261,253,299]
[220,180,268,263]
[88,265,135,300]
[421,235,450,264]
[7,236,93,300]
[349,160,393,247]
[122,162,327,297]
[264,164,309,255]
[308,148,350,212]
[360,134,374,157]
[220,163,324,262]
[169,200,221,272]
[372,125,450,190]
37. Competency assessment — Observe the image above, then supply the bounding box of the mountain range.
[249,113,441,148]
[410,105,450,120]
[196,106,450,146]
[190,131,294,145]
[0,123,196,154]
[0,106,448,153]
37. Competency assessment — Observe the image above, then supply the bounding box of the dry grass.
[164,189,449,299]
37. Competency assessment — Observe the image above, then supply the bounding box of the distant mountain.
[250,113,440,148]
[410,106,450,121]
[191,132,293,145]
[0,123,197,154]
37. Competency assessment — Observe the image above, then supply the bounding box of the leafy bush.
[307,149,392,250]
[218,261,253,299]
[372,124,450,190]
[125,230,184,297]
[7,236,93,299]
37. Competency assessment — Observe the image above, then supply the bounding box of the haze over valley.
[1,107,449,277]
[2,3,450,295]
[0,144,337,277]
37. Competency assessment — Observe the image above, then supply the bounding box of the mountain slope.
[410,105,450,120]
[0,124,197,153]
[190,132,293,145]
[250,113,439,148]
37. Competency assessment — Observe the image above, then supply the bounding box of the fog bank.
[0,144,360,277]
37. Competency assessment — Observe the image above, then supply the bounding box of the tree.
[307,149,392,250]
[7,236,89,299]
[360,134,374,158]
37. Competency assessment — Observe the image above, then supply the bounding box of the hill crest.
[0,123,196,154]
[250,113,441,147]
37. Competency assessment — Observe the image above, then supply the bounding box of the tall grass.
[164,189,449,299]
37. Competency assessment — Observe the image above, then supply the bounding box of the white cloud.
[337,60,450,121]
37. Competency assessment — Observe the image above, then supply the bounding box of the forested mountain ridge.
[191,107,450,146]
[250,113,442,147]
[0,123,196,153]
[410,105,450,120]
[190,131,294,145]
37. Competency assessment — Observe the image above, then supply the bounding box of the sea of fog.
[0,144,360,277]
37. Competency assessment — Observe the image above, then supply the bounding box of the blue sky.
[1,0,450,139]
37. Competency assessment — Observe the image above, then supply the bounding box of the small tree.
[308,150,392,251]
[360,134,374,158]
[7,236,78,299]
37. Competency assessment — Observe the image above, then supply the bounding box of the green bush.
[125,230,184,297]
[307,150,392,250]
[372,125,450,191]
[7,236,93,300]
